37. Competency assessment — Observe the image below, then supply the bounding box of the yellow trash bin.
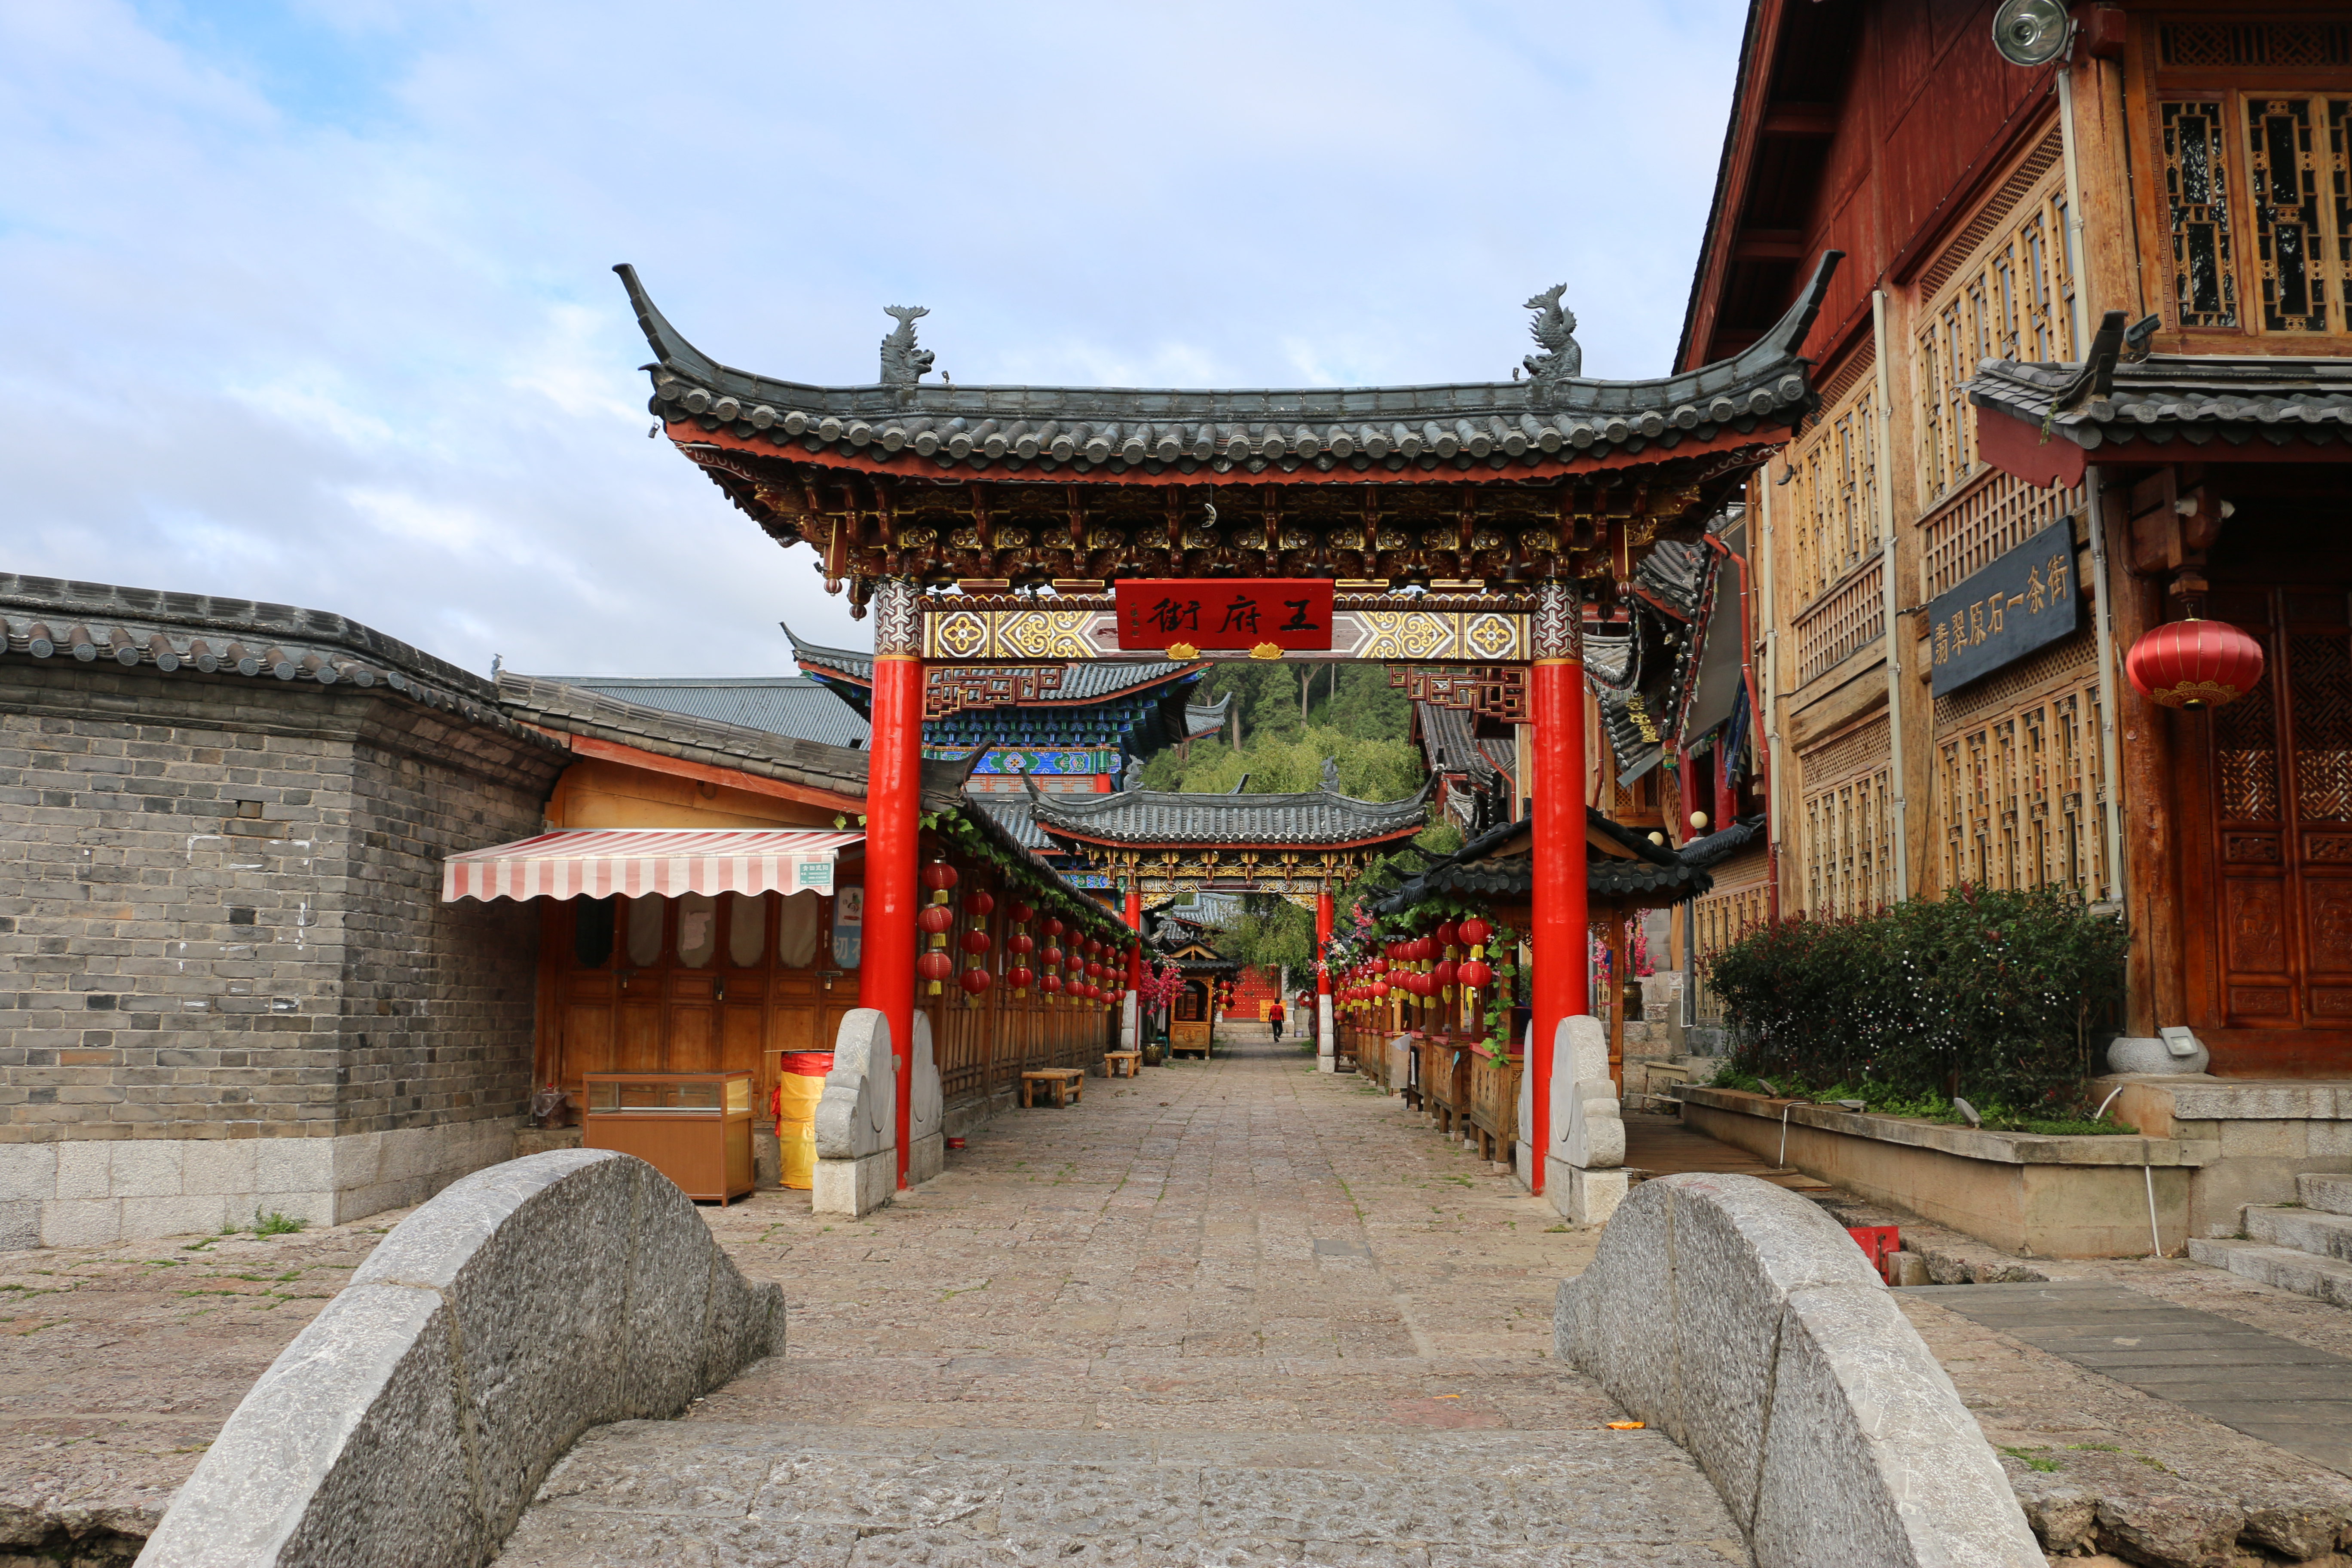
[774,1054,830,1191]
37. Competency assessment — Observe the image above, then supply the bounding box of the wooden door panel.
[2226,879,2291,973]
[617,1000,663,1071]
[766,1004,818,1055]
[562,1003,614,1080]
[721,1006,765,1076]
[669,1006,717,1072]
[2305,881,2352,975]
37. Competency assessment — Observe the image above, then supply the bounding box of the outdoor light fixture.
[1991,0,2071,66]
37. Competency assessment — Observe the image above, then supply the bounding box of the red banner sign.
[1113,579,1335,652]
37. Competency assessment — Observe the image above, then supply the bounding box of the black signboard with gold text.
[1927,521,2079,696]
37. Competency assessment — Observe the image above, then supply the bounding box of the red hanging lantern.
[966,889,995,917]
[1371,979,1390,998]
[1041,972,1064,995]
[1009,900,1034,924]
[959,966,993,997]
[1041,945,1063,970]
[1008,932,1035,954]
[1458,917,1491,949]
[1434,920,1461,949]
[1458,959,1494,991]
[1433,959,1457,989]
[2127,618,2264,709]
[1008,964,1035,994]
[918,906,955,935]
[961,929,992,955]
[922,863,959,894]
[916,951,955,992]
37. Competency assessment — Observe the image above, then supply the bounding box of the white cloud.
[1,0,1746,676]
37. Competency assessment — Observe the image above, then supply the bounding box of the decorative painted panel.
[921,603,1528,663]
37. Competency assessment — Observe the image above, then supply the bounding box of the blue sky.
[3,0,1747,674]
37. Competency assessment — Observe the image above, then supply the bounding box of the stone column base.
[1545,1156,1629,1225]
[811,1149,896,1217]
[906,1130,944,1186]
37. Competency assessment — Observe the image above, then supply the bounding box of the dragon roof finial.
[1521,284,1583,409]
[880,305,935,387]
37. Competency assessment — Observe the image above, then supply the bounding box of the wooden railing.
[1921,464,2082,601]
[1792,552,1886,686]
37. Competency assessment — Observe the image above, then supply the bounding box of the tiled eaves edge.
[0,610,542,744]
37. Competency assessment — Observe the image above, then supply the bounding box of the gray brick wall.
[0,661,564,1145]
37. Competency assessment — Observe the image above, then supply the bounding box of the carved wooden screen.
[1689,846,1771,1025]
[1798,718,1893,916]
[1929,628,2110,900]
[1780,349,1886,687]
[2201,586,2352,1031]
[1914,135,2077,509]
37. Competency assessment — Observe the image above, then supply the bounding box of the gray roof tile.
[0,574,538,741]
[1966,338,2352,454]
[1027,772,1431,848]
[500,673,970,811]
[545,674,871,749]
[617,255,1841,481]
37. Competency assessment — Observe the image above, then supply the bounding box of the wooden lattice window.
[1929,632,2111,899]
[1798,720,1893,916]
[1689,858,1771,1026]
[2165,100,2241,328]
[1915,151,2079,509]
[1783,362,1880,607]
[2249,97,2331,331]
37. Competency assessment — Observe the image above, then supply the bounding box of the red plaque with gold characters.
[1112,579,1335,654]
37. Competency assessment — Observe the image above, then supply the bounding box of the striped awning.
[442,828,864,902]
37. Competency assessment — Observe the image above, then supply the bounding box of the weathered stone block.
[108,1137,184,1198]
[39,1197,120,1247]
[812,1149,896,1218]
[0,1201,39,1250]
[907,1131,944,1186]
[181,1137,258,1196]
[119,1192,225,1240]
[0,1144,57,1203]
[54,1141,110,1201]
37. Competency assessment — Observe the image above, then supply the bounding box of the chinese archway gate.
[620,253,1838,1191]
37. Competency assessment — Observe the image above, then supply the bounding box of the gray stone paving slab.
[1913,1280,2352,1476]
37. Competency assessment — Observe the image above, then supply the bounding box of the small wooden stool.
[1021,1068,1086,1108]
[1104,1050,1142,1078]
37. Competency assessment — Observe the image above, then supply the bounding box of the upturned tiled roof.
[1633,539,1710,621]
[499,674,971,811]
[0,574,538,740]
[1183,694,1232,739]
[545,674,871,749]
[1372,806,1716,912]
[1413,703,1517,790]
[968,794,1055,852]
[1026,771,1432,848]
[617,255,1840,479]
[1966,336,2352,457]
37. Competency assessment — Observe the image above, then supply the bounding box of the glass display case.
[582,1070,755,1204]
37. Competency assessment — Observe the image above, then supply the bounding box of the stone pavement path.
[497,1032,1747,1566]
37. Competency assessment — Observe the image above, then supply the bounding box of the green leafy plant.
[251,1210,307,1237]
[1704,885,2128,1115]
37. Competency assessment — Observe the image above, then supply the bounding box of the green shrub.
[1704,885,2127,1113]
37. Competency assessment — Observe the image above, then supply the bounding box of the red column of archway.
[867,580,923,1191]
[1529,582,1587,1196]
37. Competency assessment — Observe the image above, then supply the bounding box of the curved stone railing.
[1556,1172,2040,1567]
[136,1149,783,1568]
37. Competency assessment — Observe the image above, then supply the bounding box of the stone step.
[2246,1202,2352,1261]
[2187,1236,2352,1308]
[494,1420,1750,1565]
[2297,1170,2352,1216]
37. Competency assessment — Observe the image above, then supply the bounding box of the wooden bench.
[1103,1050,1142,1079]
[1021,1068,1086,1108]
